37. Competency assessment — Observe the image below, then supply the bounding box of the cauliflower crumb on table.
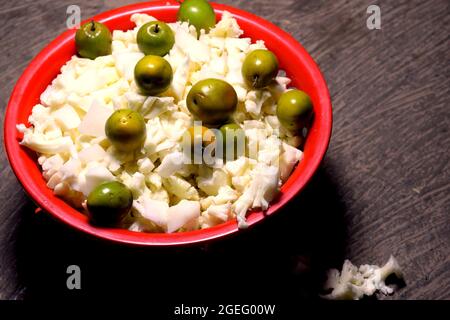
[322,255,404,300]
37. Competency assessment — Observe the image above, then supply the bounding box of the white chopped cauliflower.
[78,99,113,137]
[80,166,115,196]
[166,200,201,233]
[233,163,280,228]
[279,142,303,182]
[17,12,305,232]
[322,256,404,300]
[133,198,168,230]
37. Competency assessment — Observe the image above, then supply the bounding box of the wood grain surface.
[0,0,448,300]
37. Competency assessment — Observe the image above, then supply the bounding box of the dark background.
[0,0,449,300]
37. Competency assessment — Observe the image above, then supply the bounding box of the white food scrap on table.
[322,255,404,300]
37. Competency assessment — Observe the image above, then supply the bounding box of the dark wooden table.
[0,0,448,301]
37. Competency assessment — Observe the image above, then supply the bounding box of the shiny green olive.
[276,89,314,132]
[219,123,245,161]
[177,0,216,35]
[75,21,112,60]
[187,125,216,148]
[242,49,279,89]
[186,79,237,125]
[105,109,146,152]
[87,181,133,227]
[134,55,173,96]
[137,21,175,56]
[183,125,216,161]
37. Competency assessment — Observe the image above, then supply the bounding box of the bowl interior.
[4,1,331,245]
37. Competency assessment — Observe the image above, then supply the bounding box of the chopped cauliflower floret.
[245,90,272,116]
[197,167,230,196]
[52,105,81,130]
[231,174,252,192]
[78,144,107,164]
[133,198,169,230]
[156,151,186,178]
[170,56,192,101]
[78,100,113,137]
[257,135,282,166]
[59,158,82,182]
[279,142,303,182]
[143,96,177,119]
[137,157,155,174]
[233,164,280,228]
[148,188,170,204]
[41,154,65,172]
[200,203,233,228]
[162,176,199,201]
[200,185,239,210]
[174,23,210,63]
[322,256,404,300]
[143,117,169,155]
[80,166,115,196]
[206,203,232,221]
[113,51,144,82]
[19,131,73,154]
[122,172,146,197]
[166,200,200,233]
[224,156,254,177]
[208,11,243,38]
[130,13,156,27]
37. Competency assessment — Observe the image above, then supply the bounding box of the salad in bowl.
[6,0,331,244]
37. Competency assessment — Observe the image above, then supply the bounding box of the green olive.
[186,79,237,125]
[276,89,314,132]
[87,181,133,227]
[219,123,245,161]
[105,109,146,152]
[134,55,173,96]
[242,49,279,89]
[177,0,216,35]
[183,125,215,161]
[75,21,112,60]
[187,125,216,148]
[192,125,215,150]
[137,21,175,56]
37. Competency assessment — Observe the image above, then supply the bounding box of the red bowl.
[4,1,332,246]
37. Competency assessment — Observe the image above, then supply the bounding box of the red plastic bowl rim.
[4,1,332,246]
